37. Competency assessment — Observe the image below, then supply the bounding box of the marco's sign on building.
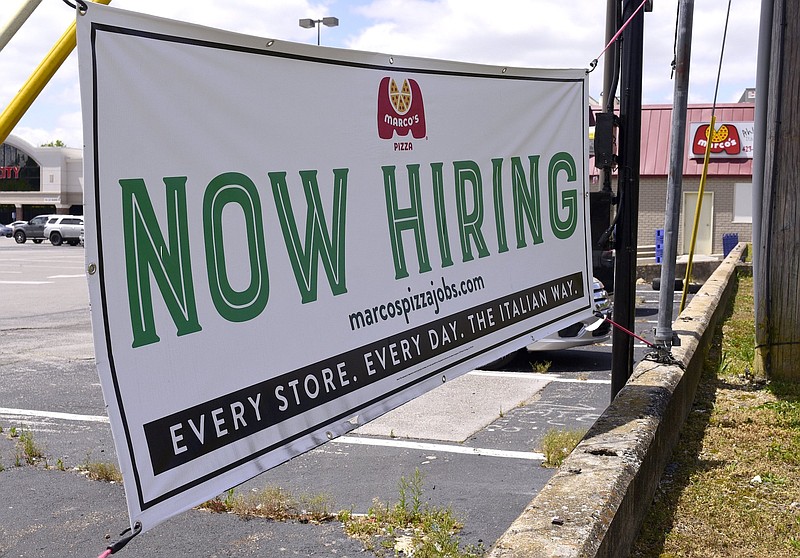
[689,121,755,159]
[78,3,592,533]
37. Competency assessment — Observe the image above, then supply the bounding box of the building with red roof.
[591,97,754,257]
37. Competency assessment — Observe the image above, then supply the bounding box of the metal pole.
[0,0,112,145]
[655,0,694,346]
[601,0,619,191]
[610,0,645,400]
[752,0,774,350]
[601,0,618,114]
[0,0,43,52]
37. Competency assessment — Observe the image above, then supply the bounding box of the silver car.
[43,215,84,246]
[527,277,612,351]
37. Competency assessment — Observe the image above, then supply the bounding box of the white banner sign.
[78,4,593,532]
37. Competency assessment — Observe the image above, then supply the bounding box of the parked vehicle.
[488,277,613,367]
[12,215,55,244]
[527,277,612,351]
[0,223,11,237]
[43,215,84,246]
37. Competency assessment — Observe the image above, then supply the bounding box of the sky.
[0,0,760,149]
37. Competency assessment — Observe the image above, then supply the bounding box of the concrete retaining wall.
[636,259,723,284]
[488,243,749,558]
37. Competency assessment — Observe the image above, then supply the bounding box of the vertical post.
[655,0,694,346]
[751,0,774,371]
[0,0,43,52]
[755,0,800,381]
[602,0,618,113]
[611,0,646,400]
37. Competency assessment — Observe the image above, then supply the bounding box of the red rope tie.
[97,521,142,556]
[588,0,649,72]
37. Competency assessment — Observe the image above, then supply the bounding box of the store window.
[0,143,41,192]
[733,182,752,223]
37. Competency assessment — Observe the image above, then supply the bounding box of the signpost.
[78,3,594,533]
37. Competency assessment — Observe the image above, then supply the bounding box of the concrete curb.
[488,243,749,558]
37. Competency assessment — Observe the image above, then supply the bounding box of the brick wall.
[590,176,753,256]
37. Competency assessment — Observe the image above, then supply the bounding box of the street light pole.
[298,17,339,45]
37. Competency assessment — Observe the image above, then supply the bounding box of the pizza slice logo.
[377,77,426,140]
[692,124,742,156]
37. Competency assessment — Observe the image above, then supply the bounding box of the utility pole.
[654,0,694,348]
[754,0,800,381]
[610,0,646,399]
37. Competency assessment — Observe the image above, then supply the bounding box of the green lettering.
[491,157,509,253]
[203,172,269,322]
[511,155,543,248]
[120,177,201,348]
[548,152,578,239]
[453,160,489,262]
[269,168,348,303]
[430,162,453,268]
[382,165,431,279]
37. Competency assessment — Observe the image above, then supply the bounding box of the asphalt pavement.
[0,238,665,557]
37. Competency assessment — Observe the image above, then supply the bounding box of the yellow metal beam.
[0,0,112,145]
[679,114,716,313]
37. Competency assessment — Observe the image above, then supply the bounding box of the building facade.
[591,101,755,256]
[0,134,84,223]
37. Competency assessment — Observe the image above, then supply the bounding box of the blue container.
[722,233,739,257]
[655,229,665,264]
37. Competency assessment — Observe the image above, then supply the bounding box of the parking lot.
[0,237,675,556]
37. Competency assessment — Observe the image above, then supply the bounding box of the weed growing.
[5,428,45,466]
[339,468,484,557]
[80,460,123,483]
[530,360,552,374]
[540,428,586,468]
[199,485,335,523]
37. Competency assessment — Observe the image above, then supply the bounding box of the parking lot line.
[334,435,545,461]
[471,370,611,385]
[0,407,109,423]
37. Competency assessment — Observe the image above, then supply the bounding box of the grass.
[530,359,552,374]
[201,470,483,556]
[540,428,587,468]
[4,427,45,467]
[339,468,484,557]
[79,460,123,483]
[200,484,335,523]
[632,275,800,557]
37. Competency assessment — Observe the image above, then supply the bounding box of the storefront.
[0,134,84,224]
[591,99,755,257]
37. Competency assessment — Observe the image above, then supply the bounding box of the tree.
[40,140,66,147]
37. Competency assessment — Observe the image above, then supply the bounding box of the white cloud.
[0,0,759,147]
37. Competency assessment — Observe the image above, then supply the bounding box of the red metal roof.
[593,103,754,177]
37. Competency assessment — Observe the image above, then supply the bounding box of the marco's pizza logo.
[692,123,742,156]
[377,77,426,141]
